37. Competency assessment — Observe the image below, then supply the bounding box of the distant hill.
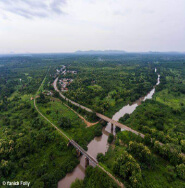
[75,50,127,54]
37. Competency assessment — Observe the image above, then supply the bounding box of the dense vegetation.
[0,97,79,187]
[102,56,185,187]
[120,61,185,152]
[37,97,103,150]
[0,55,103,187]
[1,53,185,187]
[58,55,157,116]
[71,166,118,188]
[97,130,185,188]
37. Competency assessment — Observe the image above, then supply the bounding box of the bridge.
[69,140,98,166]
[53,77,145,138]
[34,96,124,187]
[34,77,125,187]
[34,95,98,166]
[96,113,145,138]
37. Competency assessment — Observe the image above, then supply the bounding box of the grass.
[37,98,102,149]
[88,85,103,91]
[37,99,86,128]
[155,89,185,110]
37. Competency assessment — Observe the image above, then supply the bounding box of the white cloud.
[0,0,66,19]
[0,0,185,53]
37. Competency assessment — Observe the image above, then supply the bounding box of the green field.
[37,98,103,149]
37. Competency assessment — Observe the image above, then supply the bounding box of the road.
[35,75,124,188]
[54,77,185,150]
[53,77,145,138]
[53,78,93,113]
[96,113,145,138]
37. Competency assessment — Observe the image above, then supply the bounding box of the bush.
[115,127,121,133]
[97,153,106,162]
[113,151,142,187]
[166,166,177,181]
[119,113,130,123]
[84,166,118,188]
[128,141,155,168]
[59,117,71,129]
[46,110,51,115]
[94,126,102,137]
[108,134,114,144]
[144,134,152,146]
[71,179,84,188]
[176,164,185,180]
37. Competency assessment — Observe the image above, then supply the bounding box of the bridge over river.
[34,96,98,166]
[54,77,145,138]
[35,77,124,187]
[96,113,145,138]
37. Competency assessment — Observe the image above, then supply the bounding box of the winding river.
[58,68,160,188]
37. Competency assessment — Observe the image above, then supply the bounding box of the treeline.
[0,99,79,188]
[61,59,157,114]
[71,166,118,188]
[99,130,185,187]
[120,100,185,152]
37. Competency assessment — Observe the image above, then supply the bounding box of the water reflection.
[58,70,160,188]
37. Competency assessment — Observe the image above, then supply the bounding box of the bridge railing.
[70,140,98,165]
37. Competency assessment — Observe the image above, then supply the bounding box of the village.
[56,65,77,92]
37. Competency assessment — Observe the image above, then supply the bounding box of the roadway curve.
[53,77,185,152]
[35,76,124,188]
[53,77,145,138]
[53,78,93,113]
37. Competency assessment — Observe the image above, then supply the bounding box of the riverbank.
[58,69,160,187]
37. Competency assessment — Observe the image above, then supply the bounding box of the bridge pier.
[111,123,114,131]
[76,149,81,157]
[85,157,89,167]
[67,141,72,147]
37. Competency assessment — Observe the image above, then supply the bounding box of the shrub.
[176,164,185,180]
[97,153,105,162]
[108,134,114,144]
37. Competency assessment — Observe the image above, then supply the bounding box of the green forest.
[1,53,185,188]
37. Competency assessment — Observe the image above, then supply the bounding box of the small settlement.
[56,65,77,92]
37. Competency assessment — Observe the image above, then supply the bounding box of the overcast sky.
[0,0,185,54]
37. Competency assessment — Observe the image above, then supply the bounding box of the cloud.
[0,0,66,19]
[0,0,185,53]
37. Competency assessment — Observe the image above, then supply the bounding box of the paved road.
[53,78,93,113]
[96,113,145,138]
[54,77,181,148]
[35,76,124,188]
[52,75,184,187]
[53,77,145,138]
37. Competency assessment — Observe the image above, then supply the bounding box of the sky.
[0,0,185,54]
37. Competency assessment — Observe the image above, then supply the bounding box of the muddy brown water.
[58,70,160,188]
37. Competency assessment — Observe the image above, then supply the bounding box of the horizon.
[1,50,185,56]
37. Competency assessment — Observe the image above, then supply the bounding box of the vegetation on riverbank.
[0,94,80,188]
[1,54,185,187]
[37,96,103,150]
[71,166,119,188]
[97,131,185,188]
[109,59,185,187]
[58,56,157,116]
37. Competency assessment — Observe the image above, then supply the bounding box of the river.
[58,68,160,188]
